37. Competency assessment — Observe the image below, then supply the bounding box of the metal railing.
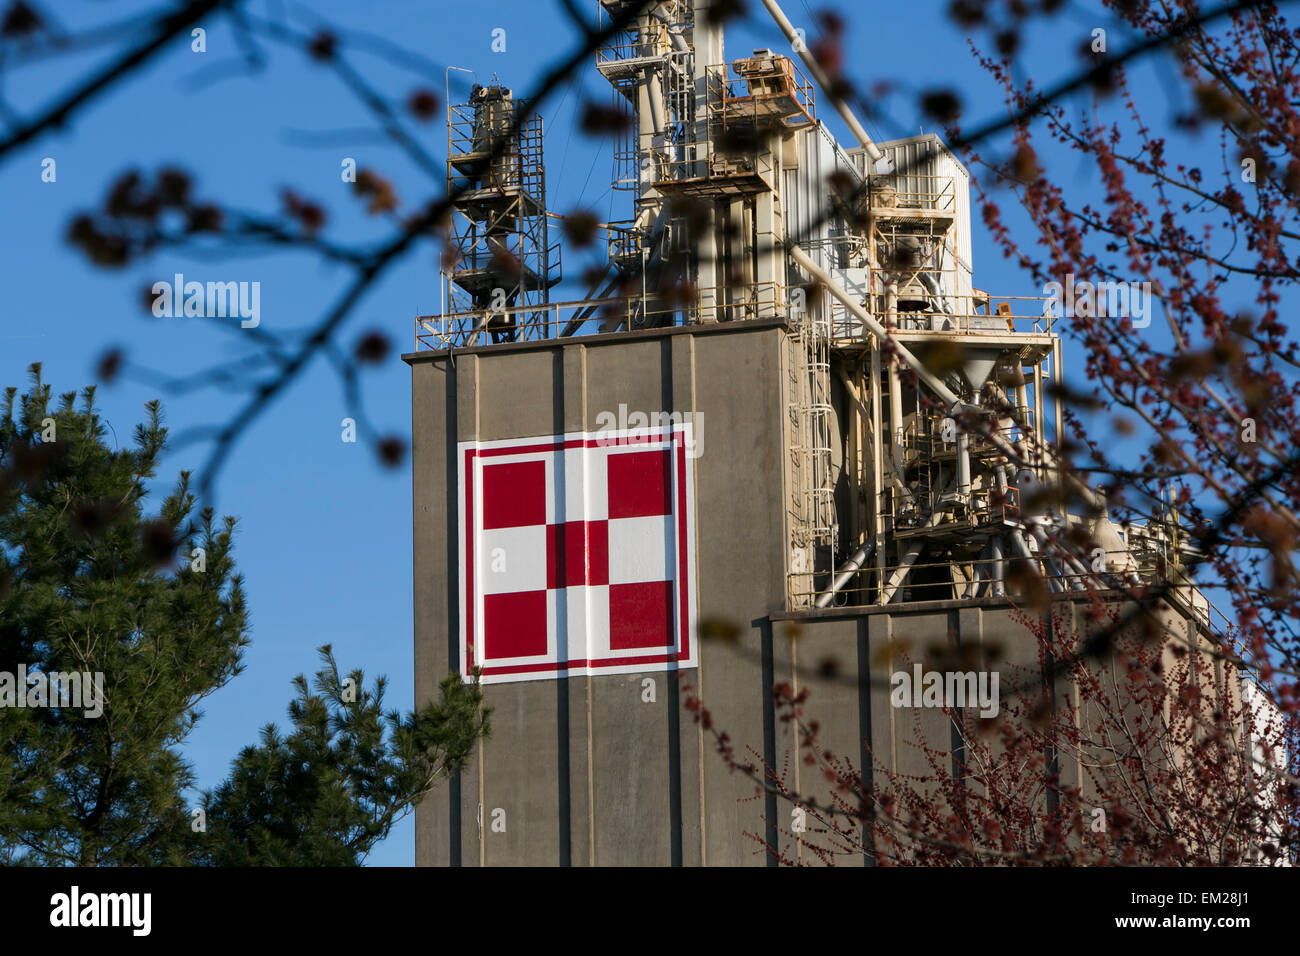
[706,58,815,131]
[867,174,957,214]
[416,285,1060,350]
[787,549,1239,646]
[647,147,778,192]
[834,294,1058,340]
[595,3,691,70]
[903,408,1038,459]
[417,283,785,349]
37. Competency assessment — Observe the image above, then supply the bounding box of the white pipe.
[647,72,667,138]
[1028,523,1088,591]
[957,431,971,498]
[966,540,990,599]
[650,3,690,54]
[990,534,1005,597]
[814,541,876,608]
[758,0,893,172]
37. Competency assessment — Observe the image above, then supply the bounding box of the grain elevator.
[405,0,1235,866]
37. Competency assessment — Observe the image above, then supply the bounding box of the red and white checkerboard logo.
[458,424,697,684]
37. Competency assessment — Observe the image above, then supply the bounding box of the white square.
[478,525,547,594]
[607,515,676,585]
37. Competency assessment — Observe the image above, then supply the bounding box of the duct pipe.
[647,71,667,139]
[650,3,690,53]
[1027,523,1088,591]
[1009,528,1034,560]
[989,534,1005,597]
[813,541,877,608]
[757,0,894,173]
[885,280,905,487]
[957,431,971,498]
[1006,529,1052,592]
[966,540,990,599]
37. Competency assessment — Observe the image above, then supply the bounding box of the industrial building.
[405,0,1243,865]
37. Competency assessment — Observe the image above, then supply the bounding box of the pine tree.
[196,653,488,866]
[0,366,488,865]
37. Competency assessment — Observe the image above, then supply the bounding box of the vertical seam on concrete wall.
[662,336,683,867]
[949,609,964,784]
[761,619,778,865]
[887,616,898,775]
[689,334,707,867]
[791,632,801,866]
[582,343,595,868]
[478,737,485,867]
[576,344,596,867]
[857,617,874,866]
[697,663,707,868]
[554,348,572,866]
[1069,603,1084,801]
[586,672,595,866]
[1042,606,1060,824]
[447,359,462,867]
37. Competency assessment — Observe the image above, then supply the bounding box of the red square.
[483,590,548,659]
[482,460,546,530]
[609,581,674,649]
[547,521,609,588]
[607,449,672,520]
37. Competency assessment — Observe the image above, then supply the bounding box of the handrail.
[416,287,1060,350]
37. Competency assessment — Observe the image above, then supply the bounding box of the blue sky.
[0,1,1222,864]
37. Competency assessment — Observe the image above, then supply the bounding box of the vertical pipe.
[693,0,722,323]
[885,281,902,471]
[1032,359,1045,474]
[697,204,718,322]
[871,346,886,604]
[1051,339,1064,449]
[1051,337,1065,502]
[990,534,1005,598]
[847,369,860,557]
[1015,377,1030,436]
[888,364,903,488]
[732,197,748,312]
[957,431,971,499]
